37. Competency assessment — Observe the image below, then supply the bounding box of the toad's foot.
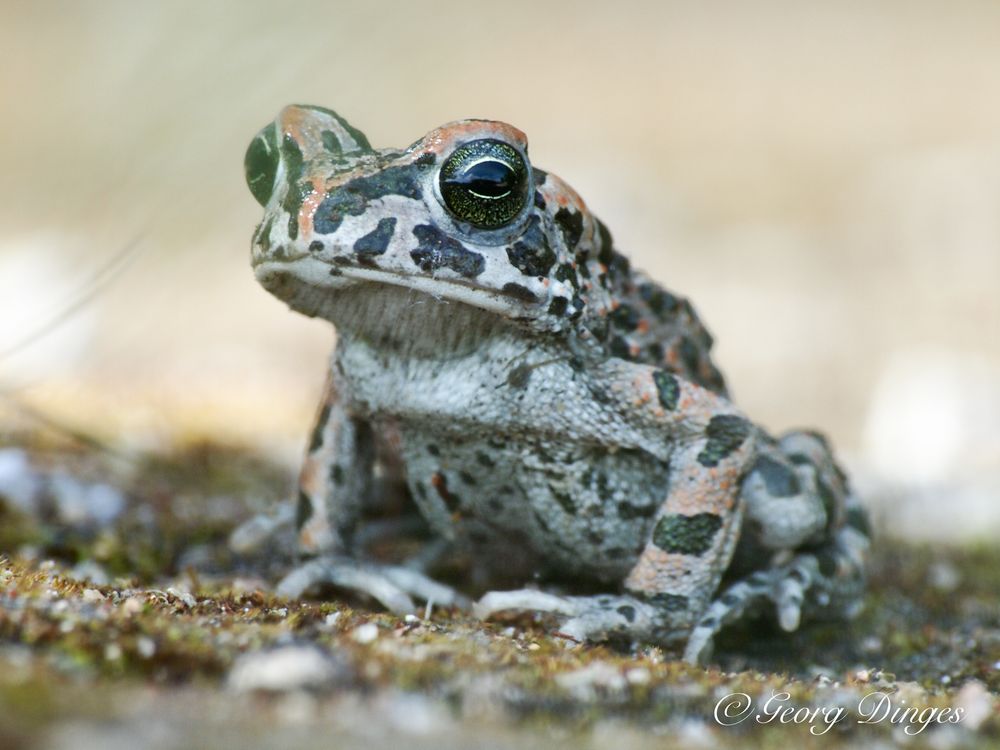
[474,590,683,650]
[277,556,470,615]
[684,524,869,664]
[681,560,815,665]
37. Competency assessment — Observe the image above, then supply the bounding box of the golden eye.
[439,139,528,229]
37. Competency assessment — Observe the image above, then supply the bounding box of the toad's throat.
[257,261,533,359]
[327,283,526,359]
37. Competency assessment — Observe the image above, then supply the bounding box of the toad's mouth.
[254,255,546,325]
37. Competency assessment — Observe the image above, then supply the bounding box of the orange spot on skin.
[637,319,650,334]
[299,177,324,236]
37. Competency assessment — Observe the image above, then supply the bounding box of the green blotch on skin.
[652,370,680,411]
[697,415,751,467]
[245,123,279,206]
[279,134,308,240]
[321,130,342,154]
[298,104,372,152]
[652,512,723,556]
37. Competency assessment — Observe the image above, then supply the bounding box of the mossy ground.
[0,433,997,749]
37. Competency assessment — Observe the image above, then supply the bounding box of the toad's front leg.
[255,370,467,612]
[476,365,753,659]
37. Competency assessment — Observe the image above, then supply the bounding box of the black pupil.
[457,160,515,198]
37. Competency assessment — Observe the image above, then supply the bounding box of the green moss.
[1,437,998,747]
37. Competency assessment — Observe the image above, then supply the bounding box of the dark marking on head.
[458,471,477,486]
[750,455,801,497]
[309,240,324,253]
[501,282,539,303]
[475,451,495,469]
[253,217,274,253]
[554,208,584,250]
[647,342,665,362]
[554,263,580,291]
[299,105,372,152]
[320,130,341,154]
[427,444,440,456]
[507,215,556,277]
[410,224,485,278]
[353,217,396,261]
[697,415,752,467]
[652,512,724,556]
[413,152,436,166]
[314,166,422,235]
[278,135,307,240]
[547,297,568,316]
[331,465,344,484]
[533,191,546,210]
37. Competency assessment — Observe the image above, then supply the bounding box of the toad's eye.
[439,139,529,229]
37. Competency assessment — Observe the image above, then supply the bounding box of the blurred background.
[1,0,998,541]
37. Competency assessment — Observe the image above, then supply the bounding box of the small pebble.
[122,596,145,615]
[228,644,347,693]
[955,680,993,731]
[352,623,379,644]
[625,667,651,685]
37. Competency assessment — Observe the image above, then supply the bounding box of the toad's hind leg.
[684,431,871,663]
[264,370,466,611]
[476,366,757,656]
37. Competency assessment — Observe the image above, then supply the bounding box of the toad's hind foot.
[276,556,470,614]
[474,590,672,646]
[683,526,869,664]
